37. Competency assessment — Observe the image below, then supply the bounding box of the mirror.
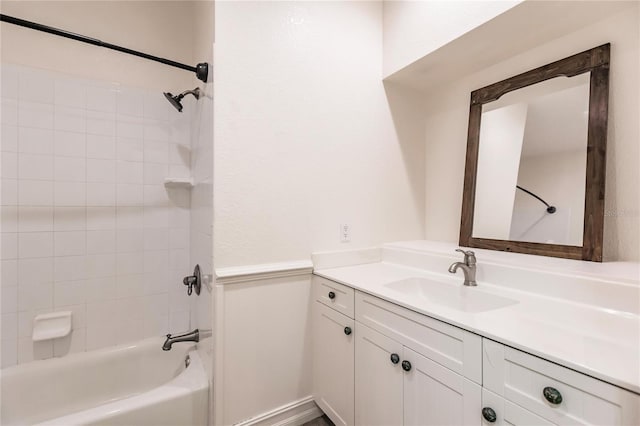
[473,74,590,246]
[459,44,610,261]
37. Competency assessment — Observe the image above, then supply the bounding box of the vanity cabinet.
[313,278,355,426]
[312,276,640,426]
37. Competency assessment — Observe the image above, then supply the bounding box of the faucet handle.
[182,265,202,296]
[455,248,476,266]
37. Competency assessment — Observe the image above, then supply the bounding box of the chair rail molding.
[215,260,314,285]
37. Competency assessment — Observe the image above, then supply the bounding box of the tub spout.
[162,329,199,351]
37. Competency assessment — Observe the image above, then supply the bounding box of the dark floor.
[303,414,334,426]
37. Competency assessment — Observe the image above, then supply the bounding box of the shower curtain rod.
[516,185,556,214]
[0,14,208,82]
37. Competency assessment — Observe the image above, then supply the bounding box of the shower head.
[163,87,201,113]
[164,92,183,112]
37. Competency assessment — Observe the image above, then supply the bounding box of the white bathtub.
[1,337,208,426]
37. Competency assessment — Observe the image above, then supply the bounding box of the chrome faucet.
[162,329,199,351]
[448,249,477,286]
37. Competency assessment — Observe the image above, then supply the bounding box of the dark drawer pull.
[343,326,352,336]
[543,386,563,405]
[328,291,336,300]
[401,360,412,372]
[482,407,496,423]
[390,353,400,364]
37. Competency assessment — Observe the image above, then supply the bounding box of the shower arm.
[516,185,556,214]
[177,88,201,101]
[0,14,208,83]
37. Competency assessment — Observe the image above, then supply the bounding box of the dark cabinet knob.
[543,387,563,405]
[482,407,497,423]
[390,353,400,364]
[344,326,352,336]
[328,291,336,300]
[401,360,412,371]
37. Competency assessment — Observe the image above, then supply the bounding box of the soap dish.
[164,177,194,188]
[32,311,72,342]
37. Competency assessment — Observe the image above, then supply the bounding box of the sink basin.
[385,277,518,313]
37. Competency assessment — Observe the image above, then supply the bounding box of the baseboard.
[234,396,323,426]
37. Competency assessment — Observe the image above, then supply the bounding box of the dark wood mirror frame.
[459,44,610,261]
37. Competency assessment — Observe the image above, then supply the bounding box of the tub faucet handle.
[182,265,202,296]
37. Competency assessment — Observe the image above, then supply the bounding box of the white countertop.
[314,261,640,394]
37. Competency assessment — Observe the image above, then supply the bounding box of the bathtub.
[1,337,208,425]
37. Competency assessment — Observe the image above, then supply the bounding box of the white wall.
[214,1,424,269]
[0,64,192,367]
[0,1,197,90]
[382,0,521,77]
[422,5,640,261]
[473,103,527,240]
[213,1,425,424]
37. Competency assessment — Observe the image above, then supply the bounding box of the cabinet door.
[355,323,404,426]
[314,302,355,426]
[403,347,481,426]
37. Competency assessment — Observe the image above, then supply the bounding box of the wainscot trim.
[215,260,313,285]
[233,396,322,426]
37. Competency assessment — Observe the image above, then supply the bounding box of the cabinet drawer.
[355,291,482,384]
[482,388,553,425]
[313,275,355,319]
[483,339,640,425]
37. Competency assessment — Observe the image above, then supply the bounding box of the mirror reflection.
[472,74,590,246]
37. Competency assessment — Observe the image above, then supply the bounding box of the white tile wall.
[1,64,193,367]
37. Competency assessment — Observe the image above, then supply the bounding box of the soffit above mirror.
[383,1,631,94]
